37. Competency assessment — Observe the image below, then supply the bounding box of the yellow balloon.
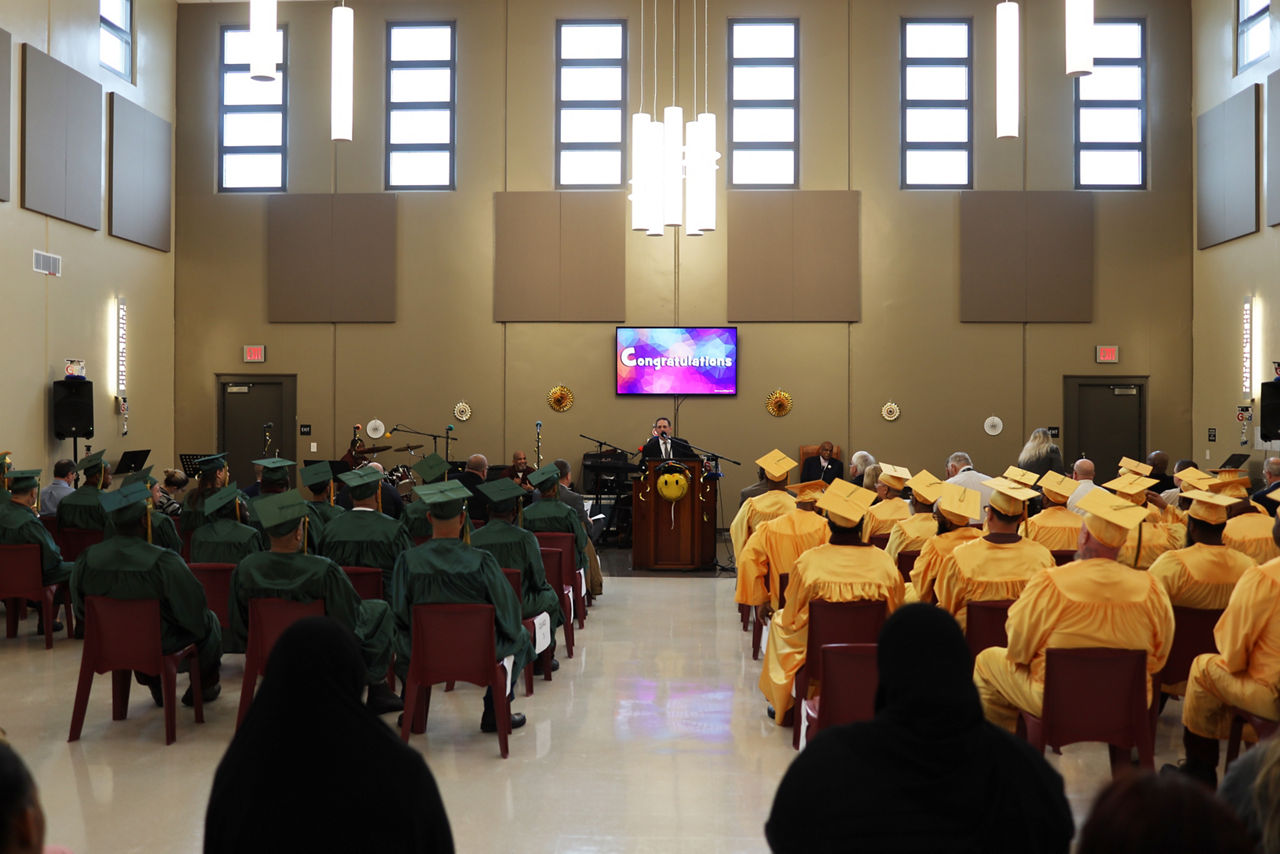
[656,462,690,502]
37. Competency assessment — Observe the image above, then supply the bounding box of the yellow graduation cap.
[1182,489,1237,525]
[983,477,1039,517]
[1103,473,1159,503]
[877,463,911,491]
[788,479,828,503]
[1002,466,1039,488]
[1038,471,1077,504]
[938,483,981,526]
[755,450,798,483]
[1078,488,1150,548]
[1209,469,1252,498]
[817,479,876,527]
[1119,456,1154,477]
[1176,467,1217,493]
[905,469,946,505]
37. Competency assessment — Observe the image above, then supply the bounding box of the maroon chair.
[237,598,326,728]
[894,550,919,585]
[868,534,890,550]
[1226,711,1280,770]
[739,603,751,632]
[534,531,586,630]
[189,562,234,629]
[965,599,1015,661]
[1017,647,1153,776]
[400,603,514,758]
[0,544,74,649]
[1151,606,1223,731]
[341,565,384,601]
[502,568,553,697]
[412,536,431,547]
[57,527,104,562]
[792,599,888,749]
[539,547,574,658]
[800,643,878,747]
[1050,550,1076,566]
[39,515,58,540]
[752,573,793,661]
[68,596,204,746]
[180,529,194,562]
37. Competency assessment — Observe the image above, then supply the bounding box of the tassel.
[377,486,383,513]
[303,516,309,554]
[235,500,241,524]
[146,509,153,544]
[329,481,334,506]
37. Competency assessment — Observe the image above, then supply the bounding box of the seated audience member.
[0,741,59,854]
[553,459,604,596]
[456,454,491,522]
[189,484,265,565]
[1252,457,1280,516]
[739,467,770,508]
[1159,458,1198,507]
[0,469,73,592]
[1105,472,1183,568]
[152,468,189,518]
[799,442,843,485]
[759,481,902,724]
[232,493,401,714]
[1017,427,1066,478]
[56,450,111,531]
[734,480,830,611]
[319,467,413,596]
[884,470,946,563]
[240,464,264,500]
[1148,491,1254,611]
[1146,450,1177,494]
[765,604,1073,854]
[904,484,982,604]
[1066,458,1105,515]
[1165,514,1280,788]
[37,459,75,516]
[1021,471,1083,551]
[504,450,535,491]
[72,483,223,706]
[336,463,404,520]
[105,467,182,554]
[846,450,876,487]
[1218,735,1280,852]
[400,455,448,540]
[1224,499,1280,565]
[183,454,255,533]
[204,617,454,854]
[1076,771,1252,854]
[731,451,798,559]
[860,463,881,492]
[945,451,994,515]
[391,481,534,734]
[973,489,1174,736]
[521,464,589,571]
[935,478,1054,632]
[861,463,911,542]
[298,461,344,546]
[252,458,294,497]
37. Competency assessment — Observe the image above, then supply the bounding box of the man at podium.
[642,417,697,461]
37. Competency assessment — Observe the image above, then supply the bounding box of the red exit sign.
[1095,345,1119,364]
[243,345,266,363]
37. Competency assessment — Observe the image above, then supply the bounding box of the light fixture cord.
[671,0,676,106]
[639,0,645,114]
[691,0,696,112]
[652,0,658,115]
[703,0,708,113]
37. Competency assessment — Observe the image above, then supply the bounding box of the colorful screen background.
[616,327,738,395]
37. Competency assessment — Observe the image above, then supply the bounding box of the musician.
[340,436,368,470]
[642,417,697,461]
[504,451,536,492]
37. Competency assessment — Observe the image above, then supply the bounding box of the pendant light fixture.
[685,0,719,235]
[995,1,1020,139]
[1064,0,1094,77]
[249,0,278,82]
[331,3,354,140]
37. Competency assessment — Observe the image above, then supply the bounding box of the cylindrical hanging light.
[629,113,656,231]
[331,5,354,141]
[662,106,684,227]
[685,113,718,235]
[249,0,278,82]
[996,1,1020,139]
[1064,0,1094,77]
[645,120,666,236]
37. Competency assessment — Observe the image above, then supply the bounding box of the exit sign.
[1095,345,1119,364]
[243,345,266,363]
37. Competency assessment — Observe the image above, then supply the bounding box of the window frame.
[899,17,974,191]
[555,18,628,190]
[218,24,289,193]
[1073,17,1147,191]
[1237,0,1271,74]
[726,17,800,190]
[385,21,458,192]
[99,0,133,81]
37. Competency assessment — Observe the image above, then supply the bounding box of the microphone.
[387,427,395,435]
[447,424,454,432]
[536,420,543,431]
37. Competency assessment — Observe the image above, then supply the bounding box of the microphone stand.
[579,434,633,545]
[579,433,631,455]
[682,441,739,573]
[391,425,456,458]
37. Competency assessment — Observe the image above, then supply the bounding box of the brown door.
[1063,376,1147,479]
[217,375,297,489]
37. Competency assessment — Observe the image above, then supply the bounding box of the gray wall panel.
[1196,84,1258,249]
[63,61,101,230]
[0,29,10,203]
[21,45,101,230]
[109,94,172,251]
[1268,71,1280,227]
[960,192,1026,322]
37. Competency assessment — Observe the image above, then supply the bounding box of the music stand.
[178,453,215,480]
[1218,453,1251,469]
[112,449,151,476]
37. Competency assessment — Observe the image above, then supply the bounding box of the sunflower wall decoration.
[765,389,793,417]
[547,385,574,412]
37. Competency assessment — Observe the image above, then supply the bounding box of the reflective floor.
[0,564,1202,853]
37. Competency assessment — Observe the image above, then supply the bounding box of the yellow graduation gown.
[935,536,1054,632]
[1116,520,1185,569]
[862,498,910,542]
[730,490,797,559]
[884,512,936,563]
[1148,543,1255,610]
[734,509,831,608]
[1223,513,1280,566]
[1020,506,1083,553]
[904,527,982,604]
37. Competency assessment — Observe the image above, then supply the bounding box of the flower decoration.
[766,389,793,417]
[547,385,574,412]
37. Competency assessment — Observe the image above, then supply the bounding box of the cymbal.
[393,444,424,452]
[362,444,392,454]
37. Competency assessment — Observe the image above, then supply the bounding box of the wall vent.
[33,250,62,277]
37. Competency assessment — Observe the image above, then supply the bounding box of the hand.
[1145,490,1167,509]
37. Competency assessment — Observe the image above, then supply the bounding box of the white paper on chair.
[533,612,552,653]
[577,568,586,596]
[503,654,515,697]
[798,704,810,747]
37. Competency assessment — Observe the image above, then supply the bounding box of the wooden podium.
[631,460,718,571]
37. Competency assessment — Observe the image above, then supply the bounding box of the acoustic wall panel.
[0,29,10,203]
[494,192,560,322]
[1197,84,1259,249]
[1268,71,1280,228]
[560,192,625,321]
[726,191,793,322]
[960,192,1026,322]
[331,193,396,322]
[109,94,172,251]
[1026,192,1094,323]
[21,45,102,230]
[794,192,861,322]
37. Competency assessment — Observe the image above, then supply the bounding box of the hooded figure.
[765,604,1073,854]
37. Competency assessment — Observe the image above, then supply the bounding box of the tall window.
[386,23,456,190]
[100,0,132,80]
[556,21,626,188]
[219,26,287,192]
[1239,0,1271,72]
[900,19,972,190]
[1075,20,1146,190]
[727,19,798,188]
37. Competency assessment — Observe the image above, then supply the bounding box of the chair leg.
[540,645,553,683]
[400,680,418,742]
[1226,714,1245,769]
[524,661,534,697]
[740,603,750,632]
[494,666,510,759]
[188,653,205,726]
[161,663,178,746]
[59,587,75,639]
[791,670,809,749]
[412,685,431,735]
[752,606,764,661]
[562,600,575,658]
[67,656,96,742]
[41,591,55,650]
[4,597,18,639]
[111,670,132,721]
[445,681,455,692]
[236,660,258,730]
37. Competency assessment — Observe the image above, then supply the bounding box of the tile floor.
[0,558,1205,853]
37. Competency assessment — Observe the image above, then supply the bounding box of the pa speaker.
[1263,382,1280,442]
[52,380,94,440]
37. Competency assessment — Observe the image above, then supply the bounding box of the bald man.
[1066,459,1105,515]
[1148,450,1176,494]
[457,454,492,522]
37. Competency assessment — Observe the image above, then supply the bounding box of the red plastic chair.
[792,599,888,748]
[868,534,891,550]
[1226,711,1280,770]
[800,643,878,747]
[57,527,104,562]
[965,599,1015,661]
[751,573,792,661]
[399,603,514,758]
[39,515,58,539]
[1050,550,1076,566]
[502,568,553,697]
[237,598,325,728]
[894,550,919,584]
[1156,606,1223,693]
[0,544,74,649]
[189,563,234,629]
[68,596,204,746]
[534,531,586,630]
[341,565,384,601]
[1017,647,1153,776]
[539,547,574,658]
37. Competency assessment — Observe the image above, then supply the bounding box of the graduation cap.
[984,477,1039,517]
[1209,470,1252,498]
[1118,456,1154,477]
[203,483,242,519]
[877,463,911,491]
[123,466,156,489]
[755,450,798,483]
[254,457,295,488]
[99,481,149,524]
[816,479,876,527]
[1176,467,1217,493]
[413,480,472,518]
[76,450,107,475]
[300,461,333,491]
[1103,473,1159,503]
[412,454,448,485]
[253,492,309,537]
[195,453,228,476]
[1182,489,1237,526]
[477,478,526,513]
[905,469,946,505]
[938,483,981,526]
[787,479,828,503]
[1002,466,1040,488]
[338,466,384,501]
[5,469,40,492]
[1078,488,1149,549]
[1037,471,1077,504]
[527,463,561,491]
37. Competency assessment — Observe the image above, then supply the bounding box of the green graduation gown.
[189,518,266,565]
[400,502,474,542]
[471,519,565,629]
[304,500,345,547]
[318,508,413,597]
[105,509,182,554]
[57,485,107,531]
[522,499,588,569]
[390,538,534,683]
[181,489,257,534]
[231,551,395,686]
[0,501,73,585]
[71,536,222,676]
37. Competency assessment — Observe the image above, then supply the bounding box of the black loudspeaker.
[52,379,94,440]
[1263,382,1280,442]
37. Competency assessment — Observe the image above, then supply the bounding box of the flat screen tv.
[616,327,738,395]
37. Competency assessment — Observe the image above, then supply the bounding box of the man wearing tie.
[642,417,696,461]
[799,442,844,485]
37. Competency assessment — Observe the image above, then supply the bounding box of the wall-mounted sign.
[243,345,266,363]
[1095,345,1119,364]
[1209,428,1217,442]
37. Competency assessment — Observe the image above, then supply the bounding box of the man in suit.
[641,417,697,460]
[1250,457,1280,516]
[799,442,843,484]
[456,454,491,522]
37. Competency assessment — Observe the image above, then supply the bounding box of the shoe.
[366,683,404,715]
[480,712,527,733]
[181,680,222,707]
[767,705,776,720]
[136,673,164,708]
[532,657,560,675]
[1161,760,1217,789]
[34,619,63,635]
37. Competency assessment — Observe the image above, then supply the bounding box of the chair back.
[797,445,844,467]
[894,550,919,584]
[82,596,163,674]
[0,544,44,599]
[341,565,384,601]
[412,535,431,547]
[807,600,887,684]
[966,599,1015,659]
[1050,549,1076,566]
[1041,647,1149,751]
[534,531,576,571]
[188,562,235,628]
[39,516,58,539]
[539,547,565,590]
[868,534,890,550]
[1159,606,1223,688]
[815,643,879,731]
[408,603,497,687]
[58,527,104,561]
[247,598,325,673]
[501,568,523,601]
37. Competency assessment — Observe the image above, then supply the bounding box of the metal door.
[1063,376,1147,479]
[217,376,296,489]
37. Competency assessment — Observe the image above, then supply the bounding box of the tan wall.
[0,0,175,480]
[175,0,1192,502]
[1191,0,1280,478]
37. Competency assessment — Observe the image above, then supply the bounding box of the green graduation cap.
[123,466,156,489]
[338,466,384,501]
[477,478,524,512]
[6,470,41,492]
[527,463,560,491]
[203,483,241,519]
[195,453,228,476]
[254,457,296,488]
[76,449,107,475]
[413,480,471,518]
[253,491,309,537]
[300,461,333,491]
[100,481,149,523]
[412,454,448,485]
